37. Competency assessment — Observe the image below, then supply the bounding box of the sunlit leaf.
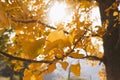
[11,60,23,71]
[113,11,118,16]
[23,69,33,80]
[48,30,66,42]
[70,63,81,76]
[0,5,9,27]
[22,38,45,59]
[69,52,84,59]
[45,39,71,54]
[68,35,74,45]
[36,75,44,80]
[31,75,36,80]
[47,62,56,73]
[29,63,41,70]
[59,61,69,70]
[80,0,91,8]
[54,49,64,58]
[86,45,95,53]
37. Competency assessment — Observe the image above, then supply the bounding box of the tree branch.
[11,18,69,34]
[65,31,87,57]
[0,28,103,65]
[82,55,102,61]
[0,51,53,63]
[65,29,103,62]
[69,55,102,61]
[0,31,86,64]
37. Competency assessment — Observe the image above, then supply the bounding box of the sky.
[44,59,105,80]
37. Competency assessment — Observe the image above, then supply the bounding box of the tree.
[0,0,119,80]
[96,0,120,80]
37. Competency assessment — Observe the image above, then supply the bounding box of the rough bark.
[96,0,120,80]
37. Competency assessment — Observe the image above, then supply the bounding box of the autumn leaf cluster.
[0,0,105,80]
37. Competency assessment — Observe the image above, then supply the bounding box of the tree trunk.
[96,0,120,80]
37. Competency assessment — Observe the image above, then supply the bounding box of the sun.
[47,1,73,26]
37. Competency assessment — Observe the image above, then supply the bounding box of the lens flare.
[47,1,73,26]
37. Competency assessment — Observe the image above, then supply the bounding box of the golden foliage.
[0,0,105,80]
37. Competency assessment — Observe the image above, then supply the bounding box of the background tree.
[0,0,119,80]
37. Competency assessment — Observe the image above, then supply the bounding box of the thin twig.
[11,18,69,34]
[65,31,87,57]
[69,55,102,61]
[73,31,87,49]
[82,55,102,61]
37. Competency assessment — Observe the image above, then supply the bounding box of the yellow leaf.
[68,35,74,45]
[13,61,23,71]
[18,1,29,19]
[47,62,56,73]
[22,38,45,59]
[48,30,66,42]
[0,6,9,27]
[23,69,32,80]
[59,61,69,70]
[54,49,64,58]
[69,53,84,59]
[57,24,64,31]
[23,75,31,80]
[98,71,104,76]
[70,63,81,76]
[80,0,90,8]
[23,68,44,80]
[31,75,36,80]
[45,30,71,54]
[45,39,71,54]
[113,11,118,16]
[86,45,94,52]
[29,63,41,70]
[36,75,44,80]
